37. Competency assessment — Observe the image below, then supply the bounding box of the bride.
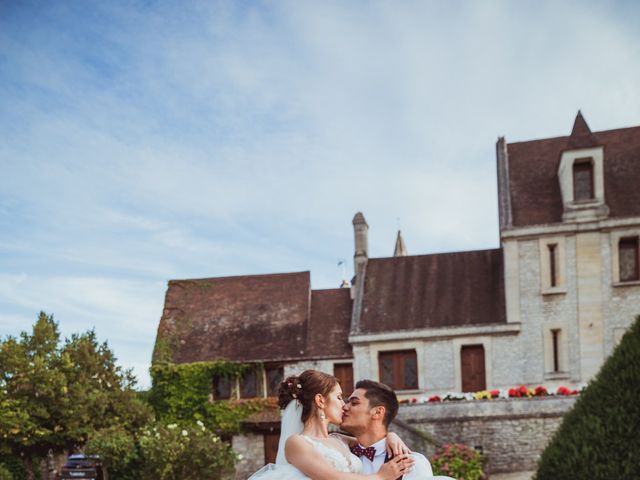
[249,369,415,479]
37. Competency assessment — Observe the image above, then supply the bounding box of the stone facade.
[232,433,265,480]
[392,397,577,478]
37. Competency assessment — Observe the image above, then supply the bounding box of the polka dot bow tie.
[350,444,376,462]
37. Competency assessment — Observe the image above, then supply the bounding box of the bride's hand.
[377,453,414,480]
[386,432,412,458]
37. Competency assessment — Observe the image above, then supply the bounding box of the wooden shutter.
[461,345,486,392]
[333,363,354,396]
[378,350,418,390]
[264,432,280,464]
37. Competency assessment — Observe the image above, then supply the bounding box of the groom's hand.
[378,454,415,480]
[386,432,412,458]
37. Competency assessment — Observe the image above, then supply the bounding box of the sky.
[1,0,639,389]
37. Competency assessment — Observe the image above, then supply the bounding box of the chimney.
[352,212,369,276]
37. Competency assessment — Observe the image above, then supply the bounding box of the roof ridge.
[507,123,640,147]
[369,247,502,261]
[168,270,310,284]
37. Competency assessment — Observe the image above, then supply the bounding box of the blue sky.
[1,0,639,388]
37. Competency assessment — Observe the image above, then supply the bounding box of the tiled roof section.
[307,288,353,359]
[357,249,506,333]
[154,272,311,363]
[506,123,640,227]
[568,111,597,149]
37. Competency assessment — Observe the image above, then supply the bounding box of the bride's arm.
[330,432,412,457]
[285,436,412,480]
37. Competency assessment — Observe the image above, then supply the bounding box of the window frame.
[239,367,262,399]
[378,349,419,391]
[572,157,595,202]
[618,236,640,283]
[264,364,284,398]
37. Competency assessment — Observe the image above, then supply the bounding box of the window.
[213,375,232,400]
[551,329,561,373]
[333,363,354,397]
[378,350,418,390]
[548,243,558,288]
[240,368,261,399]
[265,364,284,397]
[573,159,594,201]
[619,237,639,282]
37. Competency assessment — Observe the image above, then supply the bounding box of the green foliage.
[85,426,139,480]
[430,443,485,480]
[535,316,640,479]
[0,456,24,480]
[0,464,13,480]
[138,422,236,480]
[0,312,152,479]
[149,361,263,434]
[203,399,270,434]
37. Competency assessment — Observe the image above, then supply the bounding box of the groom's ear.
[371,405,386,421]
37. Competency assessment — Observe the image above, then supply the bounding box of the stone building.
[153,113,640,476]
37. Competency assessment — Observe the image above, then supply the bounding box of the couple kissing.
[249,369,452,480]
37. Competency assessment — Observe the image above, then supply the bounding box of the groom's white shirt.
[358,438,433,478]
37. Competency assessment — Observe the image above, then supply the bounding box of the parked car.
[57,454,105,480]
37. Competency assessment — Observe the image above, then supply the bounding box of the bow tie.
[350,444,377,462]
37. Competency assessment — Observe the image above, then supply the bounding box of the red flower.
[557,386,570,395]
[535,385,548,396]
[428,395,442,402]
[508,387,520,397]
[490,389,500,398]
[519,385,528,396]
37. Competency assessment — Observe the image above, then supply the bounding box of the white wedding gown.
[248,433,363,479]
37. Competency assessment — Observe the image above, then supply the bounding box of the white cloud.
[1,0,639,385]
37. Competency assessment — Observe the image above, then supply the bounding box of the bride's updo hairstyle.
[278,369,339,423]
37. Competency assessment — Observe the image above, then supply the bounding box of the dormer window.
[557,112,609,222]
[573,158,594,202]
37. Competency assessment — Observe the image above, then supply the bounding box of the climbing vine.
[149,361,269,434]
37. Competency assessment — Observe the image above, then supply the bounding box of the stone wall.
[232,432,265,480]
[392,396,576,478]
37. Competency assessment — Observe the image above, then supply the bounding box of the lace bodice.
[300,434,363,473]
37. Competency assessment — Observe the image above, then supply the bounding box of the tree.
[0,312,152,480]
[535,315,640,479]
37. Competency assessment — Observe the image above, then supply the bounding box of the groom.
[340,379,434,478]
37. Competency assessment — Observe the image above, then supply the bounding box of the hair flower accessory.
[296,383,302,389]
[292,393,297,398]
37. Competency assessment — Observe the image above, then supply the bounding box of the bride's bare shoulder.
[285,434,312,449]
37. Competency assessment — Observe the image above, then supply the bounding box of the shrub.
[85,426,139,480]
[0,464,13,480]
[535,315,640,479]
[430,443,484,480]
[139,422,236,480]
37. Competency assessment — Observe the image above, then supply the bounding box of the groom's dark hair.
[355,379,399,428]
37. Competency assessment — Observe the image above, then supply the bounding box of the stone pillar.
[576,232,605,381]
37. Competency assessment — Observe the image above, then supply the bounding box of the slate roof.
[356,248,506,334]
[505,115,640,228]
[153,271,352,364]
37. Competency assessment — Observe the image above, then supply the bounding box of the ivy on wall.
[149,361,270,435]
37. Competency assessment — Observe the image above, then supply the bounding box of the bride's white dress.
[248,433,363,479]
